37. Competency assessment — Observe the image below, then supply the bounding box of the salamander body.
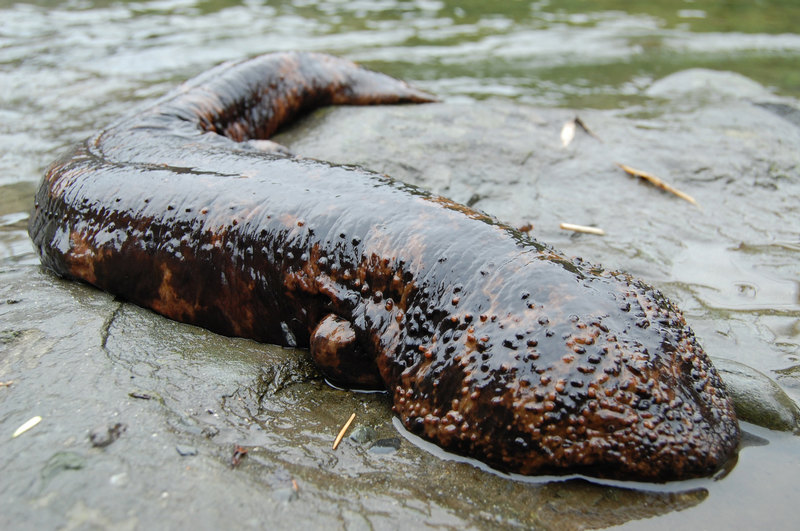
[28,52,739,481]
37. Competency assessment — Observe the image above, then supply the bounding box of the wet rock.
[88,422,127,448]
[369,438,401,454]
[349,425,377,445]
[756,102,800,128]
[175,445,198,457]
[256,355,320,397]
[713,357,800,433]
[645,68,772,100]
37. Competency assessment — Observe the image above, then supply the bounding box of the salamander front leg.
[310,314,383,390]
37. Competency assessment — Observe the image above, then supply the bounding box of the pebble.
[369,438,401,454]
[349,425,377,445]
[175,444,198,456]
[89,423,127,448]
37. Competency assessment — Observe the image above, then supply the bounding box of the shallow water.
[3,0,800,193]
[1,0,799,529]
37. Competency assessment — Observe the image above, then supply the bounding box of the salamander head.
[386,263,740,481]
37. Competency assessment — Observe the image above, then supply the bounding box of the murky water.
[1,0,799,529]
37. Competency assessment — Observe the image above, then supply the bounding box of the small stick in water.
[617,163,697,205]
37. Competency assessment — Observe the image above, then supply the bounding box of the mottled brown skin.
[28,52,740,481]
[311,314,382,388]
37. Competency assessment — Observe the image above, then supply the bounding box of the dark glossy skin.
[29,52,739,481]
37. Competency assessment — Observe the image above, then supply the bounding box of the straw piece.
[560,223,605,236]
[617,163,697,205]
[332,413,356,450]
[12,416,42,438]
[560,120,576,147]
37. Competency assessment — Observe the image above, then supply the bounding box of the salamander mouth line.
[29,51,740,482]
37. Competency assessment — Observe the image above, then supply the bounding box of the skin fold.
[28,52,740,481]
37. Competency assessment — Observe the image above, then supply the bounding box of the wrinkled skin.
[29,52,739,481]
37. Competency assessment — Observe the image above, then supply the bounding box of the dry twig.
[574,117,602,141]
[561,116,603,147]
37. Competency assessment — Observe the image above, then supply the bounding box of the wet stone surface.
[2,70,800,528]
[713,358,800,434]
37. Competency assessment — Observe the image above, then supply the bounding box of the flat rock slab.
[2,76,800,528]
